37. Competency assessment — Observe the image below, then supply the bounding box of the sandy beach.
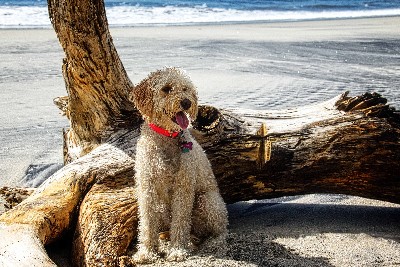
[1,17,400,266]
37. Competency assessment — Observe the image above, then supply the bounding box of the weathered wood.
[203,93,400,204]
[47,0,140,162]
[0,187,33,210]
[189,92,400,205]
[0,131,137,266]
[72,173,138,267]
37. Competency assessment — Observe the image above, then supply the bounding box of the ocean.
[0,0,400,28]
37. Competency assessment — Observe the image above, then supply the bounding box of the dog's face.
[131,68,198,132]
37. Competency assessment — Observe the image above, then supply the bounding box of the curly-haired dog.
[130,67,228,263]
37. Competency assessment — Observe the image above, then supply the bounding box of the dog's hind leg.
[192,190,228,257]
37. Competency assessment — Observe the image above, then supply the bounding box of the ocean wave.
[0,6,49,28]
[1,5,400,28]
[105,6,400,26]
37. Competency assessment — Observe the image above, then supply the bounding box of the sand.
[1,17,400,266]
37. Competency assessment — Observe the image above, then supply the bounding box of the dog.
[130,67,228,263]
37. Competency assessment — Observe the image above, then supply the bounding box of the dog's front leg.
[133,175,161,263]
[167,167,195,262]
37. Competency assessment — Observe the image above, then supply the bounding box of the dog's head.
[131,67,198,132]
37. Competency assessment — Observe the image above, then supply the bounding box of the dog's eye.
[182,87,188,92]
[162,86,173,94]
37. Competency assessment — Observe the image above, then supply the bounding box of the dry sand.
[1,17,400,266]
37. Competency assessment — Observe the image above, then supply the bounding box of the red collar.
[148,123,181,138]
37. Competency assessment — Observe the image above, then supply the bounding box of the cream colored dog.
[131,67,228,263]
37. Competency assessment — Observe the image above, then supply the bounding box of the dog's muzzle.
[180,98,192,110]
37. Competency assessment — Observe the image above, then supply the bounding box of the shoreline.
[1,15,400,35]
[112,14,400,28]
[2,14,399,29]
[1,5,400,29]
[110,15,400,41]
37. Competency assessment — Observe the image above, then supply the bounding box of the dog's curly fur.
[130,67,228,263]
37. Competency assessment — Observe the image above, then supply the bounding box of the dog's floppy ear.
[130,77,154,120]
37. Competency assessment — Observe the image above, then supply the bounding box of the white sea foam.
[1,5,400,28]
[105,6,400,26]
[0,6,49,28]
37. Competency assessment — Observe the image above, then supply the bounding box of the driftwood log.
[0,0,399,266]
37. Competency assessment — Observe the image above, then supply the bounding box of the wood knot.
[192,105,221,132]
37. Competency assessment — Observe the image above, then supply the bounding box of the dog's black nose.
[180,98,192,110]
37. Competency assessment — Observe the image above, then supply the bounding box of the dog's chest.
[142,131,182,177]
[158,144,182,176]
[140,126,191,180]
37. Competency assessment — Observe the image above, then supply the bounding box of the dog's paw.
[132,246,159,264]
[166,248,189,262]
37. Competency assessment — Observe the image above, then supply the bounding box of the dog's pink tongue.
[176,111,189,130]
